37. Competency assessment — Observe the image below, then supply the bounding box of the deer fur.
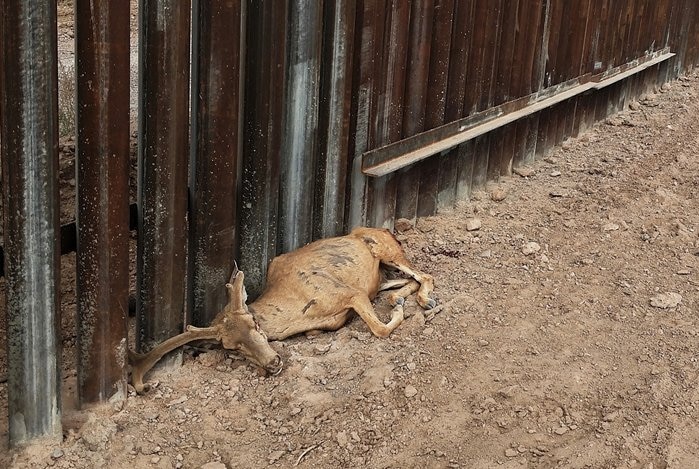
[129,227,435,393]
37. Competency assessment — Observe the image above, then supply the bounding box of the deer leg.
[348,294,404,338]
[378,278,412,292]
[381,258,435,309]
[386,280,421,306]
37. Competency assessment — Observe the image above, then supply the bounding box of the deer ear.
[225,271,247,311]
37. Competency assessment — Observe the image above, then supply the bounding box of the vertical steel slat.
[416,0,455,217]
[512,0,544,167]
[188,0,243,326]
[75,0,130,405]
[278,0,323,252]
[365,1,403,228]
[137,0,191,351]
[239,0,286,298]
[536,0,563,160]
[438,0,475,208]
[464,0,500,189]
[348,0,380,229]
[315,0,356,239]
[487,0,520,180]
[365,1,410,228]
[395,0,435,223]
[0,0,61,444]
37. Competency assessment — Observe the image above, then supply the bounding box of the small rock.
[151,457,161,464]
[200,463,227,469]
[336,431,349,447]
[602,222,620,232]
[549,190,566,198]
[491,188,508,202]
[505,448,519,457]
[676,270,691,275]
[603,411,619,422]
[268,451,285,464]
[554,426,569,435]
[522,242,541,256]
[550,170,561,177]
[649,292,682,309]
[404,385,418,398]
[314,343,331,355]
[465,218,482,231]
[479,250,492,259]
[478,339,489,347]
[51,449,64,459]
[422,327,434,336]
[416,218,434,232]
[394,218,414,233]
[513,167,535,177]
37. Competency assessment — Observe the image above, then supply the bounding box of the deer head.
[129,268,282,394]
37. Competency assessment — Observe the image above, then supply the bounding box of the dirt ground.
[0,68,697,468]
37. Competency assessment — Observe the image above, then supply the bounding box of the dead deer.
[129,227,435,393]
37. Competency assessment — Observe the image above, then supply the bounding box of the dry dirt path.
[2,71,699,469]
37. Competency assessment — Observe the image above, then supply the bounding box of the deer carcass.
[129,227,435,393]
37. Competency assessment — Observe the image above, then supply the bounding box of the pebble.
[602,222,620,232]
[404,385,418,398]
[522,242,541,256]
[677,270,691,275]
[314,343,331,355]
[491,188,508,202]
[513,167,535,177]
[650,292,682,309]
[550,170,561,177]
[151,457,161,464]
[51,449,64,459]
[554,426,569,435]
[505,448,519,457]
[478,339,489,347]
[268,451,285,464]
[465,218,482,231]
[200,463,227,469]
[394,218,414,233]
[336,430,349,447]
[479,250,492,259]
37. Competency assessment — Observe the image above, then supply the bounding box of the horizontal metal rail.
[362,49,674,177]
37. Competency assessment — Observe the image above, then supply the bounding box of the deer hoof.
[425,298,437,309]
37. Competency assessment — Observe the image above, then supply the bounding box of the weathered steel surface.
[75,0,130,405]
[348,0,384,228]
[416,0,455,217]
[278,0,324,252]
[239,0,286,298]
[315,0,356,238]
[188,0,243,326]
[395,0,434,222]
[137,0,191,350]
[365,0,406,229]
[438,0,475,207]
[0,0,62,444]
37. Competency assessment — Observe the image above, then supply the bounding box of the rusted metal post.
[315,0,356,239]
[395,0,434,222]
[366,0,407,229]
[188,0,243,326]
[239,0,287,298]
[278,0,323,252]
[0,0,61,444]
[137,0,191,350]
[75,0,131,404]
